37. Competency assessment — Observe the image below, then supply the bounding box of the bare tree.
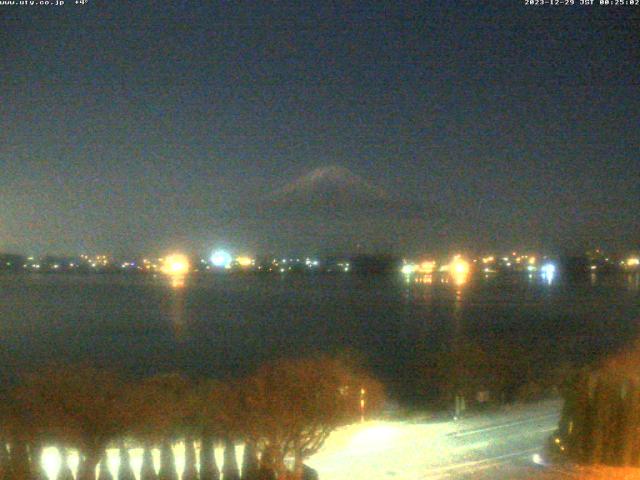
[192,379,242,480]
[183,438,198,480]
[13,365,131,480]
[128,374,237,480]
[139,447,157,480]
[117,444,136,480]
[0,439,9,480]
[127,373,198,480]
[198,434,219,480]
[241,441,259,480]
[222,438,240,480]
[237,356,384,480]
[558,343,640,466]
[0,358,382,480]
[97,456,113,480]
[58,448,74,480]
[158,440,178,480]
[0,393,36,480]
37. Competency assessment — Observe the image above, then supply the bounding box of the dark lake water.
[0,272,638,403]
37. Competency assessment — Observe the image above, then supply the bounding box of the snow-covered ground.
[308,399,562,479]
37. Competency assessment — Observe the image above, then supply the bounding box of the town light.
[401,264,417,275]
[449,255,470,286]
[236,256,254,267]
[162,254,190,276]
[418,261,436,274]
[541,263,556,284]
[210,250,232,268]
[541,263,555,275]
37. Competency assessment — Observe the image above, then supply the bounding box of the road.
[308,399,562,479]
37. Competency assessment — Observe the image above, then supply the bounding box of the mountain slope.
[256,165,427,220]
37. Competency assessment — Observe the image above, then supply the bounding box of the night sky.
[1,1,638,257]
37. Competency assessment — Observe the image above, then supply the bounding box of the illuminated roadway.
[308,398,562,479]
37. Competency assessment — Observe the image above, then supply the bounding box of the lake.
[0,271,638,404]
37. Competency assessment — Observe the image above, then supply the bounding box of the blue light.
[541,263,555,275]
[210,250,232,268]
[541,263,556,283]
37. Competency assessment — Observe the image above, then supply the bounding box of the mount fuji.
[255,165,428,221]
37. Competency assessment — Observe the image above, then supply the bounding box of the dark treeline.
[407,338,574,411]
[0,356,384,480]
[554,341,640,467]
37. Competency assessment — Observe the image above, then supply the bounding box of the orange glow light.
[236,256,254,267]
[449,255,470,286]
[418,261,436,274]
[162,254,190,276]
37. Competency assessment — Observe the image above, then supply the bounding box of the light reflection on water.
[170,275,186,289]
[0,272,638,400]
[167,275,189,342]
